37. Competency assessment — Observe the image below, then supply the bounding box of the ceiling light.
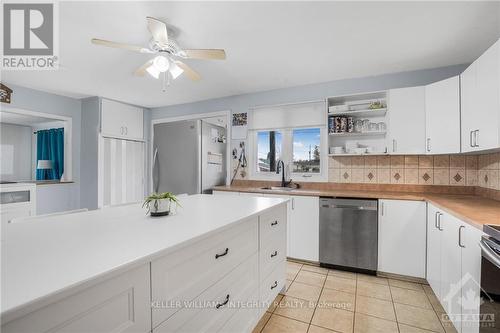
[153,55,170,72]
[169,61,184,79]
[146,64,160,79]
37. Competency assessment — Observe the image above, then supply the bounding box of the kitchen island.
[1,194,288,333]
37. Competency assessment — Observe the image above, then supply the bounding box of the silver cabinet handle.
[426,138,431,152]
[291,198,295,210]
[470,130,474,147]
[380,202,384,216]
[392,139,397,153]
[435,211,439,229]
[458,226,465,248]
[437,213,443,231]
[474,130,479,147]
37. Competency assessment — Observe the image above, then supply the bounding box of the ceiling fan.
[91,17,226,91]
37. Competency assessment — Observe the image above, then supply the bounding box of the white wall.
[0,123,32,182]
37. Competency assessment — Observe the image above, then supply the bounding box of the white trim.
[248,99,325,111]
[150,110,232,193]
[1,106,73,182]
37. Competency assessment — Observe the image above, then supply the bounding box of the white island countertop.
[1,194,287,318]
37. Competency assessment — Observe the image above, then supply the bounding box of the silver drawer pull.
[215,248,229,259]
[271,220,278,226]
[270,281,278,290]
[216,294,230,309]
[270,251,278,258]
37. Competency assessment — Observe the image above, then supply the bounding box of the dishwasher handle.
[322,204,377,211]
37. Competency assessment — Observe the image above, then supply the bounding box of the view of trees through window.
[292,128,320,173]
[257,130,282,172]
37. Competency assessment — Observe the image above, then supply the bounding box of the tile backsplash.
[329,152,500,191]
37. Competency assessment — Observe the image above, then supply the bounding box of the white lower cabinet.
[378,199,427,278]
[288,195,319,262]
[427,204,483,333]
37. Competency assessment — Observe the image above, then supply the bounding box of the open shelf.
[328,108,387,118]
[328,131,386,137]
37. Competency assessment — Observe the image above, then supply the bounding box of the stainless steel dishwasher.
[319,197,378,274]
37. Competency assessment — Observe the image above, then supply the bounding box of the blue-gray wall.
[151,64,467,119]
[5,83,82,214]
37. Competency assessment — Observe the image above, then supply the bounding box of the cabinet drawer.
[151,218,258,327]
[260,263,285,309]
[259,205,286,249]
[2,264,151,333]
[259,231,286,281]
[154,253,258,333]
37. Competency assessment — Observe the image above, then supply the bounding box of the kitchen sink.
[260,186,294,191]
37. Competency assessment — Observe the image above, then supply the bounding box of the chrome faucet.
[276,160,289,187]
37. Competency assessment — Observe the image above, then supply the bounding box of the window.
[256,130,282,172]
[292,128,320,174]
[252,127,325,180]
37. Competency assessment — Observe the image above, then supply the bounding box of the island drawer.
[154,253,258,332]
[260,263,285,312]
[151,217,258,327]
[259,231,286,281]
[2,264,151,333]
[259,204,286,248]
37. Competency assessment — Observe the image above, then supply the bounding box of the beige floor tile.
[261,314,309,333]
[422,285,435,296]
[285,281,322,302]
[354,313,399,333]
[426,292,446,313]
[311,307,354,333]
[357,274,388,285]
[394,303,444,333]
[324,275,356,294]
[355,295,396,321]
[287,264,301,280]
[301,264,328,275]
[435,310,458,333]
[388,279,424,291]
[287,261,303,269]
[307,325,338,333]
[328,269,357,280]
[294,270,326,287]
[391,286,432,309]
[356,280,392,301]
[274,296,315,323]
[399,323,440,333]
[319,288,356,311]
[253,312,271,333]
[267,294,284,313]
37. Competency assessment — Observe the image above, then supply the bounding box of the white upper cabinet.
[101,99,144,140]
[388,86,426,154]
[425,76,461,154]
[461,39,500,152]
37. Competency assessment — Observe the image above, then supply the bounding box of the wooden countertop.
[213,185,500,230]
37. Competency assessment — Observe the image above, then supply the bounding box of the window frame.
[249,126,327,182]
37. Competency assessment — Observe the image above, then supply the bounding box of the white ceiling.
[2,1,499,108]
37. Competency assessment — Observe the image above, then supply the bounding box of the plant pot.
[149,198,171,217]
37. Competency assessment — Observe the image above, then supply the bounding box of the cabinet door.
[475,40,500,151]
[440,213,462,333]
[378,199,426,278]
[288,196,319,262]
[388,86,426,154]
[265,194,292,257]
[461,63,478,152]
[425,76,461,154]
[101,99,144,140]
[460,223,483,333]
[426,204,443,300]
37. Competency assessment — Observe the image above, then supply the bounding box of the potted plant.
[143,192,181,217]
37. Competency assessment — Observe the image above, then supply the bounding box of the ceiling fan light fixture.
[169,61,184,79]
[146,64,160,79]
[153,55,170,72]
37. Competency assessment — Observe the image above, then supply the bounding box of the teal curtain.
[36,128,64,180]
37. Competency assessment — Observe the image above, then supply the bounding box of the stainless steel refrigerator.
[152,119,227,195]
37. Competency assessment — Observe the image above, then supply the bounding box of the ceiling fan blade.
[147,17,169,45]
[134,60,154,77]
[182,49,226,60]
[91,38,153,53]
[174,61,201,81]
